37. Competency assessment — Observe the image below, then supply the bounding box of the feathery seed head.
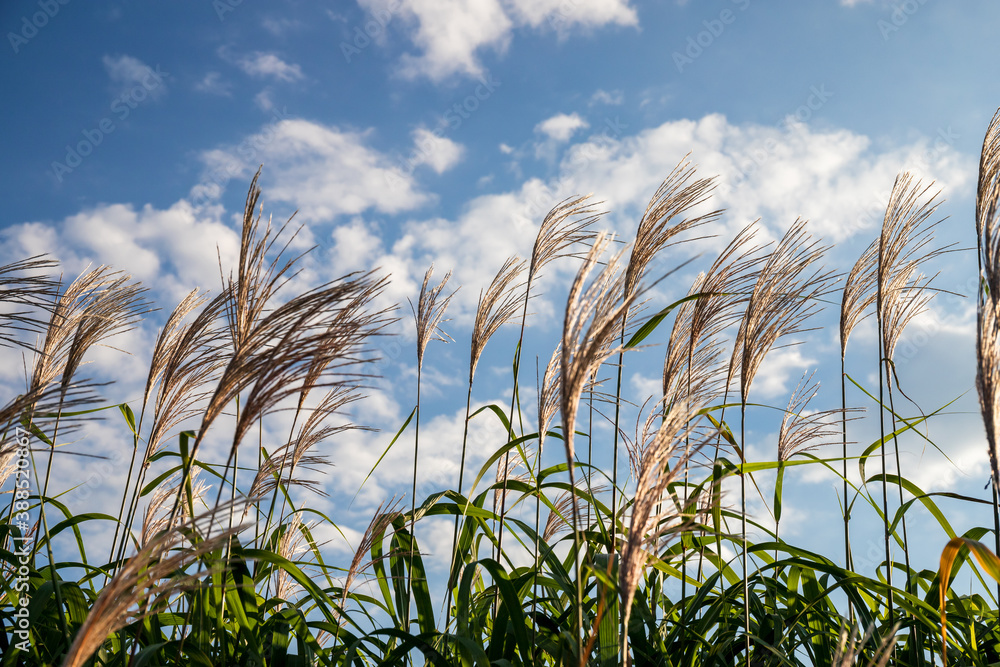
[412,264,456,370]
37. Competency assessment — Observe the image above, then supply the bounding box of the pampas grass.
[733,217,833,654]
[12,118,1000,665]
[560,231,633,658]
[406,264,455,638]
[874,173,946,636]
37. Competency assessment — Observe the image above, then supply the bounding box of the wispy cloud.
[194,71,232,96]
[223,48,305,82]
[590,89,624,106]
[102,54,168,99]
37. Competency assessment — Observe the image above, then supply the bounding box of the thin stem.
[886,379,917,665]
[611,348,624,557]
[444,381,474,649]
[262,398,307,550]
[740,402,750,662]
[107,421,143,572]
[994,482,1000,605]
[878,330,895,646]
[566,456,585,665]
[495,277,533,613]
[841,354,855,625]
[405,366,422,644]
[32,408,71,648]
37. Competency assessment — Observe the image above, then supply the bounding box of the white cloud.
[358,0,637,82]
[194,71,232,96]
[233,51,304,82]
[409,127,465,173]
[325,397,511,509]
[321,113,972,342]
[254,88,275,111]
[352,180,563,319]
[503,0,637,32]
[197,118,431,222]
[389,0,512,81]
[743,347,817,400]
[329,217,384,274]
[535,112,589,142]
[1,200,240,305]
[590,89,624,106]
[547,113,972,246]
[102,54,168,99]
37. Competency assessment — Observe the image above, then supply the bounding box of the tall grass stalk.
[874,173,945,648]
[560,232,636,661]
[976,107,1000,603]
[615,158,718,560]
[494,196,597,578]
[735,219,831,659]
[839,237,878,624]
[407,265,454,638]
[444,256,523,637]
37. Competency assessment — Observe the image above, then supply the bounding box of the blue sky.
[3,0,999,585]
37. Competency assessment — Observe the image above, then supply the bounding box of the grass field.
[5,113,1000,666]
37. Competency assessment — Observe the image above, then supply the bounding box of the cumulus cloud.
[230,50,304,82]
[408,127,465,173]
[254,88,275,111]
[325,396,511,508]
[535,113,589,142]
[390,0,513,81]
[0,200,240,305]
[357,0,637,82]
[329,217,384,274]
[548,113,972,246]
[503,0,637,32]
[318,113,972,332]
[197,118,432,222]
